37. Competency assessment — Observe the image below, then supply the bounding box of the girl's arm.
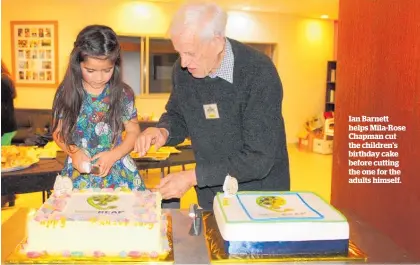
[53,119,90,172]
[111,118,140,159]
[92,118,140,177]
[52,119,78,155]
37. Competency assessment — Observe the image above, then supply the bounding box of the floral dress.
[60,85,146,191]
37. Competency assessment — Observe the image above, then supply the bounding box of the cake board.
[4,214,174,264]
[202,211,367,263]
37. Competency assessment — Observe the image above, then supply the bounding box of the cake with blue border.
[213,191,349,256]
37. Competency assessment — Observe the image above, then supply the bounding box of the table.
[135,148,195,176]
[1,159,64,203]
[1,208,417,264]
[1,149,195,206]
[134,149,195,208]
[54,149,196,176]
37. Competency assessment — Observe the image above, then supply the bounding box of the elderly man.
[135,1,290,209]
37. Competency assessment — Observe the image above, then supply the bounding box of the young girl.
[52,25,146,191]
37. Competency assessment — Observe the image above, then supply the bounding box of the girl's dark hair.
[52,24,134,149]
[1,60,16,98]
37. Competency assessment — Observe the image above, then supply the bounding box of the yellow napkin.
[130,145,174,160]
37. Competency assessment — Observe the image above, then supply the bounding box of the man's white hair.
[169,1,228,40]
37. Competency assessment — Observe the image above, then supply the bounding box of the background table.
[134,148,195,176]
[1,149,195,206]
[134,149,195,208]
[1,159,63,203]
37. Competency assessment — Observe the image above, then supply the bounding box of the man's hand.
[70,149,91,173]
[92,151,118,177]
[156,170,197,199]
[134,127,169,156]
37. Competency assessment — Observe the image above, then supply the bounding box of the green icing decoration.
[256,196,293,213]
[87,194,119,210]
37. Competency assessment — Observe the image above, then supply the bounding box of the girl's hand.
[91,151,118,177]
[70,149,91,173]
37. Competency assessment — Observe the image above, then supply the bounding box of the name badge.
[203,104,220,119]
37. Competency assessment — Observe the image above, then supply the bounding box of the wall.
[331,0,420,259]
[1,0,335,143]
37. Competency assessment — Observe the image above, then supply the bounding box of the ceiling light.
[320,15,329,19]
[241,6,251,11]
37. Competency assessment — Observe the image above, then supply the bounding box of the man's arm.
[195,62,287,187]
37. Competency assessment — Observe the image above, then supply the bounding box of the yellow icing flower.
[120,186,131,192]
[87,194,119,210]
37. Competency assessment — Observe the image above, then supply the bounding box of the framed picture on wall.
[10,20,59,88]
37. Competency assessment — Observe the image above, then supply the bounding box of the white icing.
[223,174,238,198]
[25,191,165,255]
[236,193,322,220]
[214,191,349,242]
[62,193,134,219]
[53,175,73,196]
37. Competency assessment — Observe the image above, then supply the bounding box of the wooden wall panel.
[332,0,420,258]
